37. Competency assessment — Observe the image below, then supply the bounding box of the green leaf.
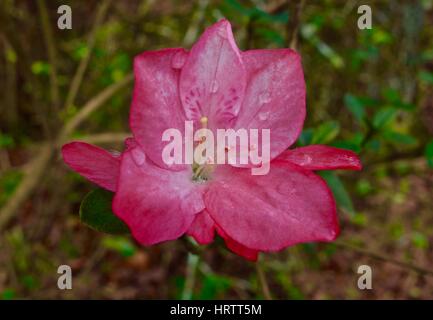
[301,24,344,69]
[256,27,285,46]
[298,128,314,146]
[331,140,361,153]
[425,141,433,169]
[197,273,232,300]
[0,170,23,208]
[311,121,340,144]
[419,71,433,85]
[365,139,381,151]
[224,0,288,22]
[31,61,51,76]
[0,133,15,148]
[1,289,15,300]
[224,0,253,17]
[79,189,129,234]
[412,232,428,249]
[102,236,136,257]
[320,171,355,216]
[382,88,415,111]
[6,48,17,64]
[372,107,397,129]
[344,94,365,122]
[382,88,400,103]
[383,131,417,145]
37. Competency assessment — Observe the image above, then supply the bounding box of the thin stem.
[334,240,433,278]
[59,73,133,140]
[256,260,272,300]
[0,76,133,231]
[287,0,306,50]
[183,0,209,47]
[58,132,129,146]
[64,0,112,111]
[37,0,60,118]
[0,144,53,231]
[182,253,200,300]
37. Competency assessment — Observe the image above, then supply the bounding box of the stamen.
[200,116,208,128]
[191,116,215,182]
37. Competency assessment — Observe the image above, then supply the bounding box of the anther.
[200,116,208,128]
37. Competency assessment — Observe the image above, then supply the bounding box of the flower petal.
[61,142,120,192]
[216,226,259,261]
[112,146,205,246]
[187,209,258,260]
[204,162,339,251]
[130,48,189,171]
[235,49,306,162]
[187,210,215,245]
[277,145,362,171]
[180,19,246,129]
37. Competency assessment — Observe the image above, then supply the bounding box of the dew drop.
[109,150,122,158]
[259,91,271,104]
[258,111,270,121]
[210,80,219,93]
[300,154,312,165]
[171,51,187,69]
[131,148,145,166]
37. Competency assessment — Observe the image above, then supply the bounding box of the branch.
[256,260,272,300]
[181,253,200,300]
[0,144,53,230]
[59,73,133,140]
[182,0,209,47]
[37,0,60,114]
[0,76,133,231]
[363,147,425,169]
[61,132,129,146]
[287,0,306,50]
[334,240,433,278]
[64,0,112,111]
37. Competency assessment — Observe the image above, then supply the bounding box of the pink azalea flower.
[62,20,361,261]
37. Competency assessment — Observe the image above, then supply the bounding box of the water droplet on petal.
[109,150,122,158]
[258,111,270,121]
[300,154,312,165]
[210,80,219,93]
[259,91,271,104]
[171,51,187,69]
[131,148,145,166]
